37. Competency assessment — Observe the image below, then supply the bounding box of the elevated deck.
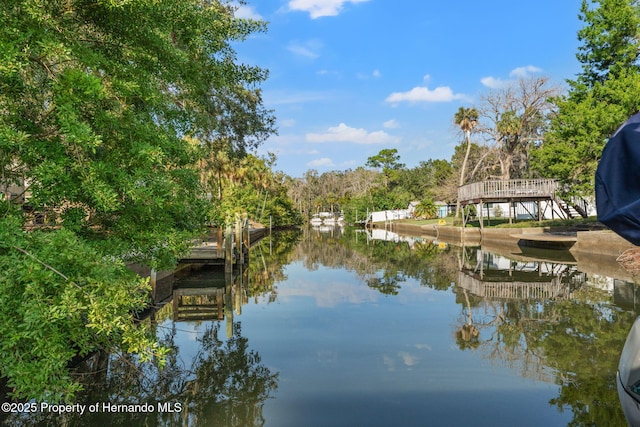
[458,179,557,205]
[456,179,585,227]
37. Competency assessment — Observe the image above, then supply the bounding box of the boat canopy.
[596,112,640,245]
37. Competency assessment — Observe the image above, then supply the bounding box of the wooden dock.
[179,218,268,268]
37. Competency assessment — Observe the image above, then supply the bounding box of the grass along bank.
[394,216,605,230]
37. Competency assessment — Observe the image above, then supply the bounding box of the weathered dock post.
[225,280,233,338]
[217,227,223,254]
[235,264,244,316]
[234,213,244,266]
[242,213,249,264]
[225,224,233,277]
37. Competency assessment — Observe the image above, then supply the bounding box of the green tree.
[575,0,640,87]
[366,148,405,189]
[210,153,301,227]
[400,159,453,202]
[414,198,438,219]
[531,0,640,198]
[0,0,273,401]
[532,72,640,197]
[342,194,373,224]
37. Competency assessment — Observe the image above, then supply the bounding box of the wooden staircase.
[555,197,588,219]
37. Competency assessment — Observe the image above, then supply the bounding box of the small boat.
[618,316,640,426]
[604,114,640,426]
[513,232,577,250]
[310,214,323,226]
[323,217,337,225]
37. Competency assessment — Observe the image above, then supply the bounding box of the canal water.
[3,226,639,426]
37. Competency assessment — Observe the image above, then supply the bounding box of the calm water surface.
[5,226,639,426]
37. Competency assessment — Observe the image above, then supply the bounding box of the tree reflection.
[365,272,403,295]
[453,245,638,426]
[4,322,278,427]
[305,229,639,424]
[245,229,302,304]
[455,289,480,350]
[537,293,635,427]
[6,229,636,426]
[293,226,459,295]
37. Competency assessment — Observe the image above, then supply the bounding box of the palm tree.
[414,198,437,220]
[454,106,479,218]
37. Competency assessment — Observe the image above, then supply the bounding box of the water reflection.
[458,247,583,301]
[2,227,640,426]
[1,231,301,427]
[452,241,637,426]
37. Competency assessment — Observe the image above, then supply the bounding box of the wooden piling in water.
[179,215,262,266]
[242,213,249,264]
[235,214,243,265]
[225,224,233,275]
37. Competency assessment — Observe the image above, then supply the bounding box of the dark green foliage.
[0,213,162,402]
[531,0,640,197]
[365,148,405,189]
[576,0,640,86]
[414,198,438,219]
[0,0,275,400]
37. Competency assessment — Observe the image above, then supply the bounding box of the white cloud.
[307,157,336,168]
[357,70,382,80]
[383,119,399,129]
[357,69,382,80]
[398,352,419,367]
[233,5,263,20]
[510,65,543,77]
[279,118,296,128]
[288,40,323,59]
[415,344,432,351]
[288,0,370,19]
[481,65,544,88]
[306,123,399,144]
[318,69,343,78]
[278,277,378,307]
[385,85,465,103]
[480,76,509,89]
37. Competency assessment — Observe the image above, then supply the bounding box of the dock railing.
[458,179,558,204]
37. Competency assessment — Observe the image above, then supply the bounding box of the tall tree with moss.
[0,0,273,401]
[531,0,640,198]
[478,77,559,180]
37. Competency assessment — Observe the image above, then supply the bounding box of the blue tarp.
[596,112,640,245]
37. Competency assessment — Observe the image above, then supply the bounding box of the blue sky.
[233,1,584,178]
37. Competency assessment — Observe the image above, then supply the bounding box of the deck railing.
[457,272,570,300]
[458,179,558,203]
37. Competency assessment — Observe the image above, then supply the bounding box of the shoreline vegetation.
[388,216,605,230]
[3,0,640,407]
